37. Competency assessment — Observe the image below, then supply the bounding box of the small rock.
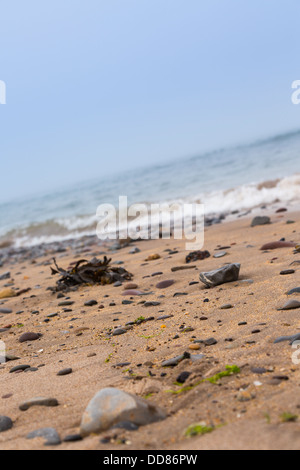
[57,368,72,376]
[19,397,59,411]
[0,416,13,433]
[27,428,61,446]
[251,216,271,227]
[199,264,240,288]
[19,332,42,343]
[80,388,166,436]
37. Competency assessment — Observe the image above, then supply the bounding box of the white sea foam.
[6,173,300,247]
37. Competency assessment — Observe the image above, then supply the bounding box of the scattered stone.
[0,272,10,281]
[214,252,227,259]
[27,428,61,446]
[280,270,295,276]
[10,365,31,373]
[171,265,196,272]
[204,338,218,346]
[57,368,72,376]
[124,283,138,290]
[274,333,300,345]
[0,416,13,433]
[287,288,300,296]
[122,290,143,296]
[251,216,271,227]
[199,263,241,288]
[112,328,127,336]
[176,371,191,384]
[156,280,174,289]
[145,254,161,261]
[162,352,190,367]
[0,308,12,314]
[19,332,42,343]
[84,300,98,307]
[278,300,300,311]
[260,241,296,250]
[0,289,16,299]
[220,304,234,310]
[19,397,59,411]
[80,388,166,436]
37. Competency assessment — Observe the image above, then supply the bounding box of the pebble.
[80,388,166,436]
[27,428,61,446]
[274,333,300,345]
[0,416,13,433]
[260,241,296,250]
[57,368,72,376]
[84,300,98,307]
[145,254,161,261]
[0,289,16,299]
[214,251,227,258]
[251,216,270,227]
[280,270,295,276]
[156,280,174,289]
[0,308,12,314]
[204,338,218,346]
[0,272,10,281]
[171,265,196,272]
[19,397,59,411]
[122,290,143,296]
[162,352,190,367]
[144,301,161,307]
[10,365,31,373]
[19,332,42,343]
[199,263,241,288]
[176,371,191,384]
[124,283,138,290]
[287,287,300,296]
[220,304,234,310]
[278,300,300,311]
[112,328,127,336]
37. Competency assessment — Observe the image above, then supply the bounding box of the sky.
[0,0,299,202]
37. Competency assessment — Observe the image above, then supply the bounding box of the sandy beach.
[0,208,299,450]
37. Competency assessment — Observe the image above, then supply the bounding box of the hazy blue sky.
[0,0,299,201]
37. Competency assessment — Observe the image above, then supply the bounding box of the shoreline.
[0,207,300,449]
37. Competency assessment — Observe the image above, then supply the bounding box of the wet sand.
[0,209,300,450]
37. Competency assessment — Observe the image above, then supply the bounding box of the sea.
[1,129,300,248]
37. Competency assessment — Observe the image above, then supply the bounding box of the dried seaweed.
[50,256,133,291]
[186,250,210,263]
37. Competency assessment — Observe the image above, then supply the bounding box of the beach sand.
[0,209,300,450]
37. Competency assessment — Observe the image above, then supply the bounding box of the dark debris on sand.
[50,256,133,292]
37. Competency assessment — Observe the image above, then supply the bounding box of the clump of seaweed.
[50,256,133,292]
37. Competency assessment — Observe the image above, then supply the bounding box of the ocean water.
[1,130,300,247]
